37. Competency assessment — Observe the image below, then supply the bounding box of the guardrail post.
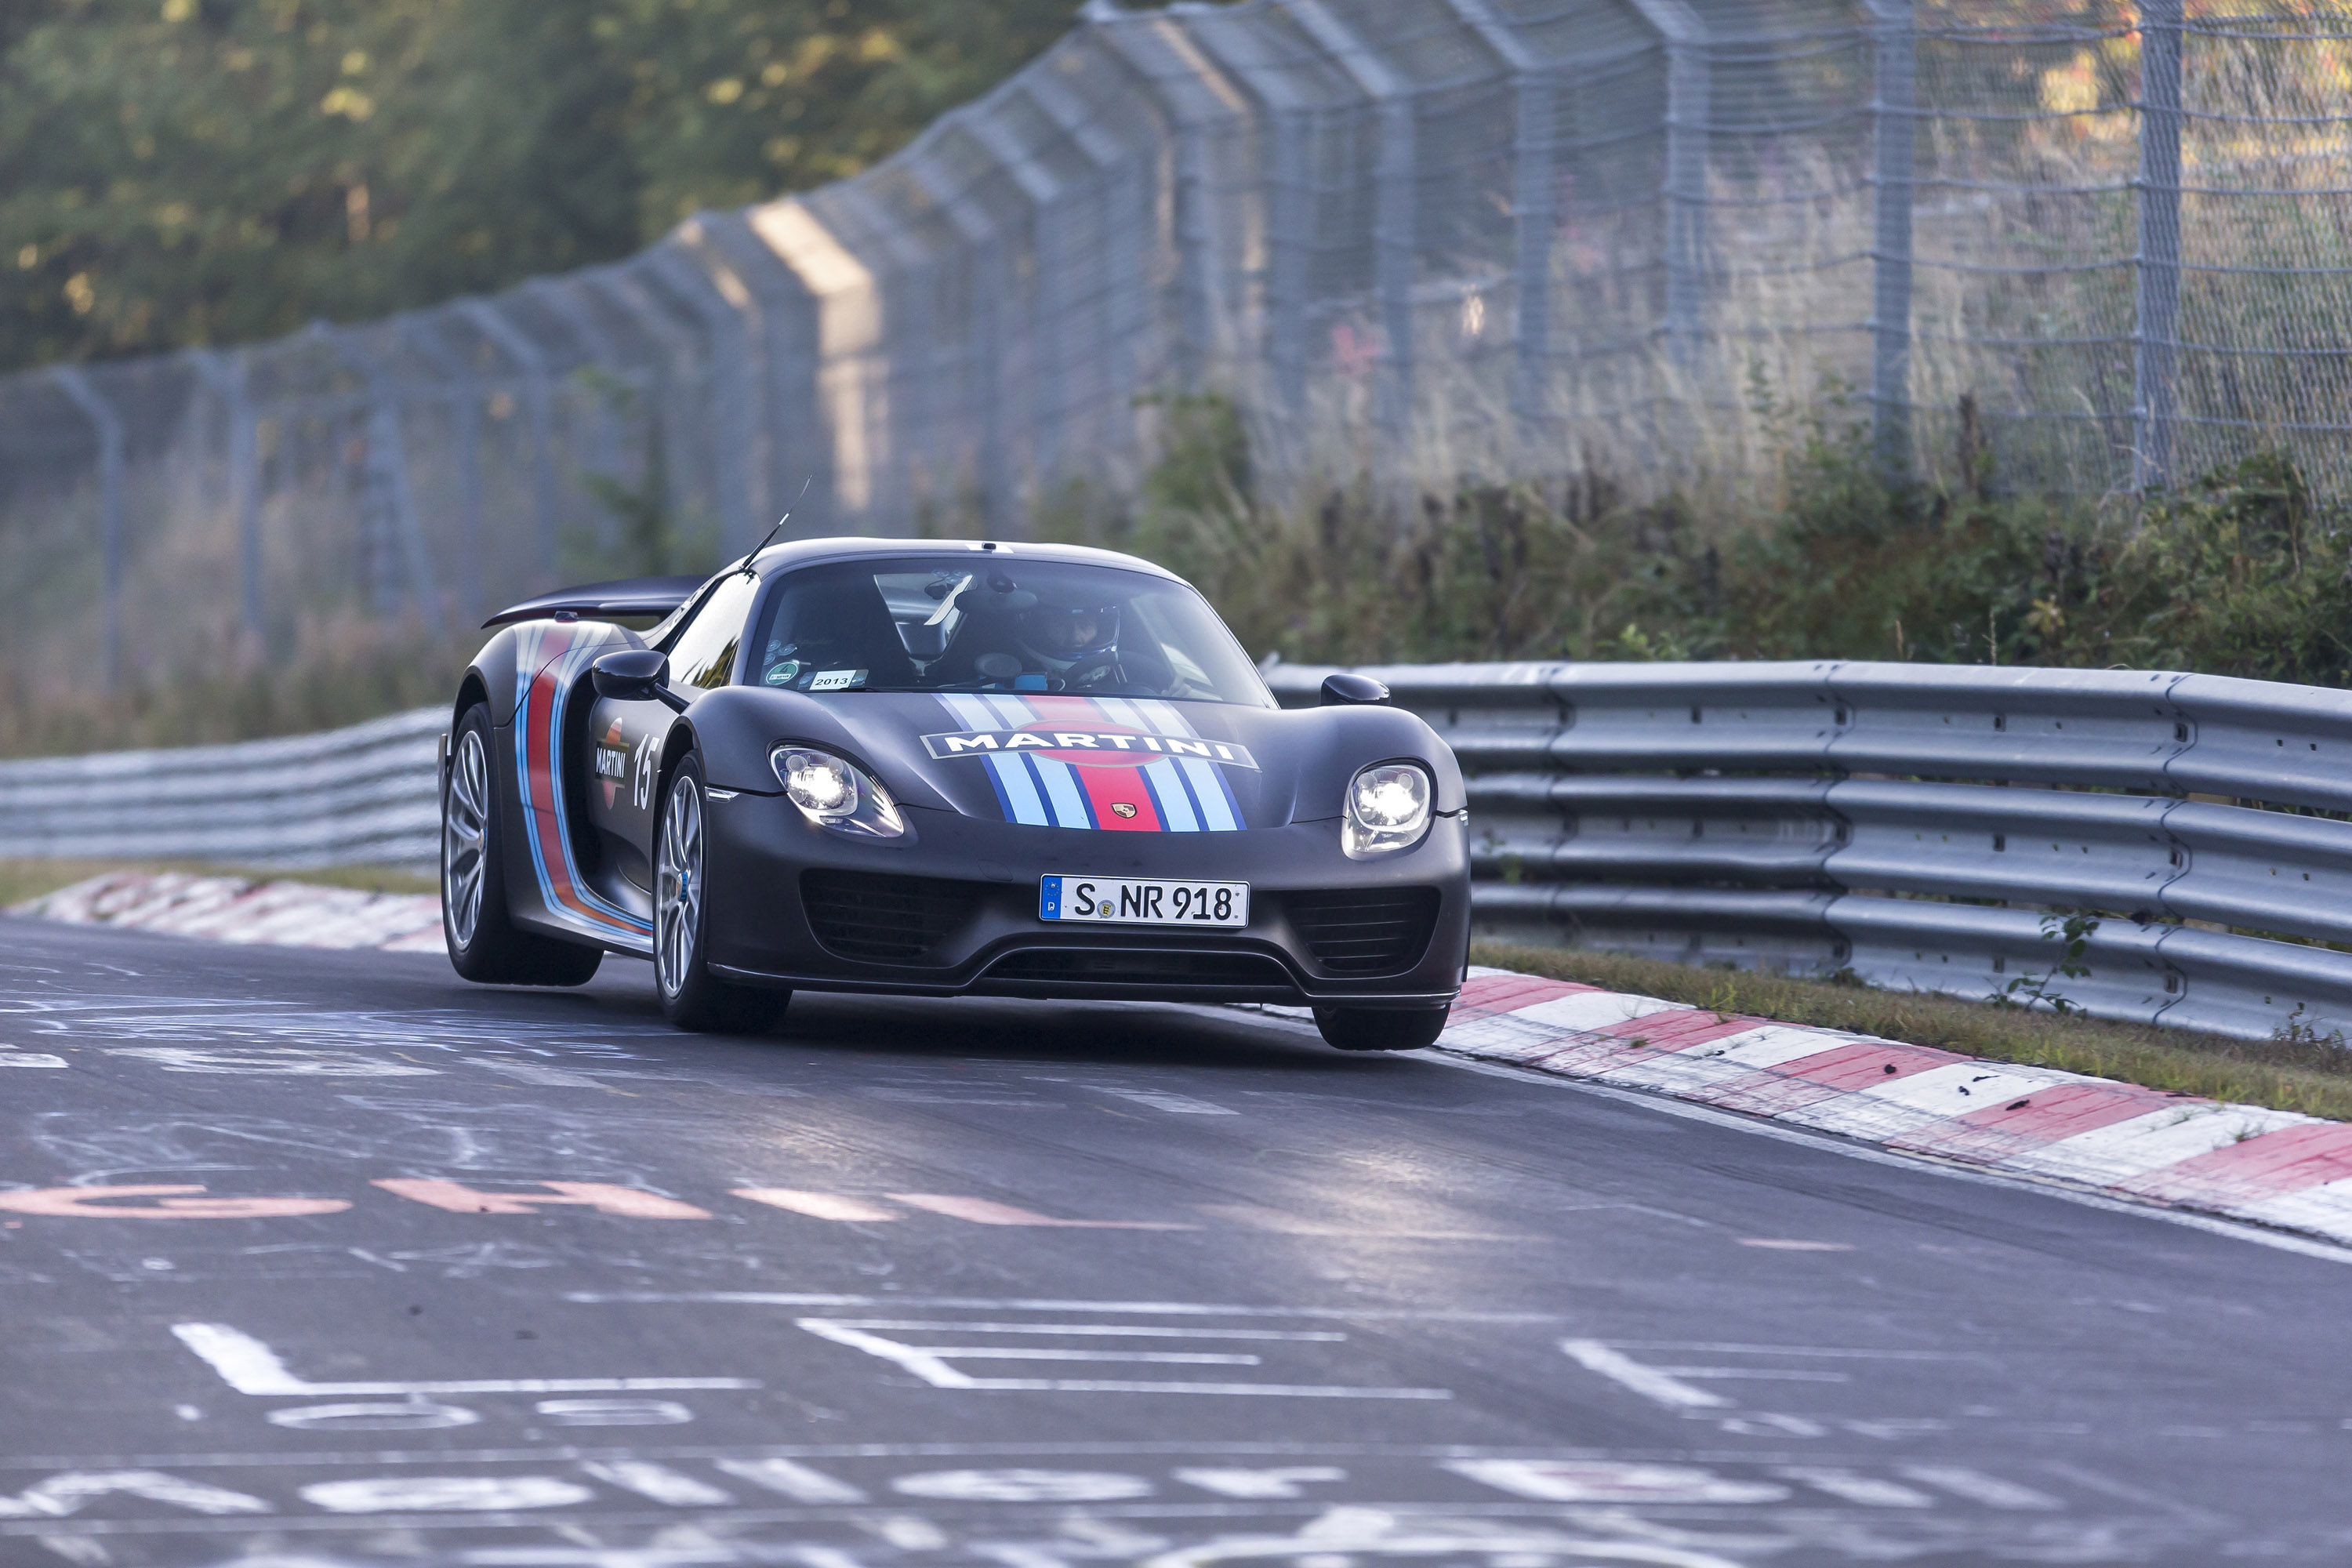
[49,366,125,691]
[1867,0,1916,481]
[458,299,559,581]
[2132,0,2183,491]
[1628,0,1708,368]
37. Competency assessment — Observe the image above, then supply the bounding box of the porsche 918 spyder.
[438,537,1472,1051]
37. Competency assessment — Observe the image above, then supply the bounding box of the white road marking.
[1139,1507,1749,1568]
[101,1047,437,1076]
[0,1472,270,1519]
[1174,1467,1348,1499]
[535,1399,693,1426]
[373,1180,710,1219]
[1777,1466,1933,1507]
[300,1475,593,1513]
[579,1461,733,1507]
[712,1457,866,1504]
[1445,1460,1789,1504]
[886,1194,1196,1229]
[1560,1341,1731,1410]
[890,1470,1152,1503]
[172,1323,758,1396]
[1901,1465,2062,1509]
[1070,1084,1238,1115]
[795,1320,1450,1399]
[265,1402,479,1432]
[568,1290,1562,1320]
[731,1189,900,1222]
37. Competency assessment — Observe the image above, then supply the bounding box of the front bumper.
[699,793,1471,1007]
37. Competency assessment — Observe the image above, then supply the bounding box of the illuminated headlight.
[1343,761,1432,858]
[771,746,905,838]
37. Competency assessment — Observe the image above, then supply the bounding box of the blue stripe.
[1026,753,1094,829]
[989,753,1051,825]
[1141,758,1198,832]
[1178,756,1240,831]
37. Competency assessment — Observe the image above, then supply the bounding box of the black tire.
[1313,1005,1451,1053]
[653,753,789,1033]
[442,705,604,987]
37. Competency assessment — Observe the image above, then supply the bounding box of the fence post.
[405,319,485,628]
[1438,0,1553,453]
[459,300,559,580]
[1627,0,1708,366]
[903,146,1012,534]
[327,332,444,634]
[1867,0,1917,480]
[700,211,826,535]
[49,366,125,691]
[1283,0,1416,443]
[194,350,265,642]
[2132,0,2183,491]
[650,237,764,543]
[584,267,704,547]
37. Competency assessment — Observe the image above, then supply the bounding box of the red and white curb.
[13,871,442,953]
[16,877,2352,1250]
[1435,966,2352,1250]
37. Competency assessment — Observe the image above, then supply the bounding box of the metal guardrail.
[1265,659,2352,1043]
[9,657,2352,1043]
[0,707,442,874]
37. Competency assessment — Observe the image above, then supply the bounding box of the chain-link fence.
[3,1,2347,707]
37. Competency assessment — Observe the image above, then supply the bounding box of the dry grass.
[0,858,436,909]
[1474,940,2352,1123]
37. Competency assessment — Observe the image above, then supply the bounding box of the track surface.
[2,918,2347,1567]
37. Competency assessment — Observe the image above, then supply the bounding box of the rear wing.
[481,574,711,630]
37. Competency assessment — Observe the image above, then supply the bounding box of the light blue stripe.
[1094,696,1147,730]
[1029,754,1094,829]
[940,693,996,730]
[1179,756,1240,831]
[980,692,1036,727]
[1134,698,1190,736]
[989,753,1051,825]
[1142,758,1199,831]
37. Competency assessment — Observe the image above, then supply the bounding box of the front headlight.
[1343,761,1432,858]
[771,746,905,838]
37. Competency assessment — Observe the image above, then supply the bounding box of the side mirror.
[593,649,688,713]
[1319,672,1391,707]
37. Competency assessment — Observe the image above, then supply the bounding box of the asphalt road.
[2,917,2349,1568]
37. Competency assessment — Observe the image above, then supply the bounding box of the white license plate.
[1039,875,1248,927]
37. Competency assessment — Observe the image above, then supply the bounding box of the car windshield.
[747,557,1274,706]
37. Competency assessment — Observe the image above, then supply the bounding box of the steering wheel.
[1060,652,1126,690]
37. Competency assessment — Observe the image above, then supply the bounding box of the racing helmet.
[1014,601,1120,670]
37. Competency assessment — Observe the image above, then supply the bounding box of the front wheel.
[654,756,789,1034]
[1313,1005,1451,1053]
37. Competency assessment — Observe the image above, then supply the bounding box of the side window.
[664,572,760,691]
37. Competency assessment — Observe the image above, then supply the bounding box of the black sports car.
[438,538,1471,1051]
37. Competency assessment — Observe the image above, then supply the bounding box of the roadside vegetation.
[1474,940,2352,1123]
[0,858,434,909]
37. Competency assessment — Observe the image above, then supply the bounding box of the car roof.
[742,536,1187,584]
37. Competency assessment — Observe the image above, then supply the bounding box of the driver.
[1015,601,1123,684]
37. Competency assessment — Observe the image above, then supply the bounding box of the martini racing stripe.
[510,623,655,946]
[930,691,1244,832]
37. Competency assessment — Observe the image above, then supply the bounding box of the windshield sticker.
[921,728,1257,769]
[807,669,867,692]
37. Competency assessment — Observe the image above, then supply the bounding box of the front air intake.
[800,870,984,962]
[983,949,1291,988]
[1283,887,1442,975]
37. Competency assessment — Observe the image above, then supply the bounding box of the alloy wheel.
[656,776,703,997]
[443,728,489,948]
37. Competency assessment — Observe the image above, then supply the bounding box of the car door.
[585,570,761,889]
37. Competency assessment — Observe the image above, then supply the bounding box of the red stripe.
[1073,761,1163,830]
[1890,1082,2173,1164]
[1451,975,1596,1017]
[1597,1008,1763,1048]
[2122,1123,2352,1205]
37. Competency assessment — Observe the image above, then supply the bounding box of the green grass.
[1,858,436,909]
[1473,940,2352,1123]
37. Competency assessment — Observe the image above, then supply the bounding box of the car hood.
[687,688,1463,832]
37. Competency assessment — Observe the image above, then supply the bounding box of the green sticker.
[765,660,800,686]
